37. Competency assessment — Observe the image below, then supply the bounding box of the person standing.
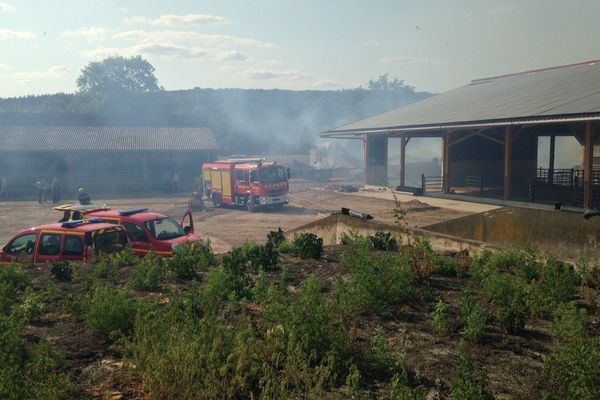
[78,187,91,205]
[0,177,7,198]
[35,180,50,204]
[51,177,61,203]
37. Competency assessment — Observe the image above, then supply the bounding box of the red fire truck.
[202,159,289,212]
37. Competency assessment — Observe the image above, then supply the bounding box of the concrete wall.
[424,207,600,263]
[286,213,489,255]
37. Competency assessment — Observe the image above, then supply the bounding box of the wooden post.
[442,131,450,193]
[363,134,368,186]
[504,126,512,200]
[549,131,556,184]
[400,136,407,187]
[583,121,594,209]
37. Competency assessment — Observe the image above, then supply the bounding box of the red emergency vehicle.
[53,205,200,257]
[202,159,289,212]
[0,219,128,264]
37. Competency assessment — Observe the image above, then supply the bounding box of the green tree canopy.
[76,55,160,97]
[367,73,413,92]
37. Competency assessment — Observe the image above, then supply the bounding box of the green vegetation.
[289,233,324,260]
[50,262,73,282]
[1,234,599,398]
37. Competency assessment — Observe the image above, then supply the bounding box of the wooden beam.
[400,136,407,187]
[583,121,594,209]
[548,131,556,184]
[443,131,451,193]
[363,134,369,186]
[504,126,512,200]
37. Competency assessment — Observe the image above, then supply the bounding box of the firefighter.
[51,177,61,203]
[35,180,50,204]
[78,187,91,205]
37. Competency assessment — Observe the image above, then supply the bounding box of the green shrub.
[544,303,600,399]
[482,273,528,334]
[109,247,137,269]
[460,292,486,343]
[337,241,416,315]
[83,285,137,340]
[0,265,30,315]
[434,256,460,277]
[0,315,74,399]
[365,325,400,376]
[450,342,495,400]
[290,233,323,260]
[389,369,425,400]
[431,299,450,335]
[167,241,215,280]
[369,231,398,252]
[16,286,44,322]
[128,253,166,291]
[201,264,250,314]
[277,240,294,254]
[267,228,286,247]
[222,242,279,273]
[50,262,73,282]
[403,239,437,281]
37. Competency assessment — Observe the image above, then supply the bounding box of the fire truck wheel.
[212,195,222,208]
[247,196,256,212]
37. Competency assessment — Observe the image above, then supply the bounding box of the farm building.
[0,124,219,199]
[322,60,600,209]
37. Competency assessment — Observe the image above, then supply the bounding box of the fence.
[421,175,443,192]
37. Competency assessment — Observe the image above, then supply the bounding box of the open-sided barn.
[322,60,600,209]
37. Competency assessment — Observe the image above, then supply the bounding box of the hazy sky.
[1,0,600,97]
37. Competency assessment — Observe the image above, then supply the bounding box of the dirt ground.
[0,182,472,253]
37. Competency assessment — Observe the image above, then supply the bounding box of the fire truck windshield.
[144,217,185,240]
[259,167,287,183]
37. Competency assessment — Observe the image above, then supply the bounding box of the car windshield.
[144,217,185,240]
[259,167,287,183]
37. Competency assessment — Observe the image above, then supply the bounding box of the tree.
[367,73,414,92]
[76,55,160,97]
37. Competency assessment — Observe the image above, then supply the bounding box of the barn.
[322,60,600,209]
[0,124,219,199]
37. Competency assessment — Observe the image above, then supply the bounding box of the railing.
[536,168,575,186]
[465,175,484,195]
[421,174,443,192]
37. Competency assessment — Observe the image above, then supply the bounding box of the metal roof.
[323,60,600,136]
[0,126,219,152]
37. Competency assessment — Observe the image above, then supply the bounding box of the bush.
[365,325,399,376]
[482,272,528,334]
[0,315,74,399]
[128,253,166,291]
[450,342,495,400]
[290,233,323,260]
[431,299,450,335]
[460,292,486,343]
[83,285,137,340]
[50,262,73,282]
[544,303,600,399]
[434,256,460,277]
[267,228,286,247]
[222,242,279,273]
[369,231,398,252]
[167,241,215,280]
[0,265,31,315]
[403,239,436,281]
[337,241,416,315]
[109,247,137,269]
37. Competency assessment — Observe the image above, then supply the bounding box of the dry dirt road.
[0,184,474,253]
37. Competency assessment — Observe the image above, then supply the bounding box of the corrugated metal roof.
[324,60,600,135]
[0,126,219,151]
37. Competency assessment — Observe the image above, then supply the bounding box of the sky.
[1,0,600,98]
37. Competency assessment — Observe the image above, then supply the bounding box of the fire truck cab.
[202,159,289,212]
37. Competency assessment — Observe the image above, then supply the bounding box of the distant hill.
[0,87,432,154]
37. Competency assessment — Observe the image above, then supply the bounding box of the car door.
[180,210,194,234]
[61,233,86,261]
[123,222,152,255]
[1,232,37,263]
[35,232,63,264]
